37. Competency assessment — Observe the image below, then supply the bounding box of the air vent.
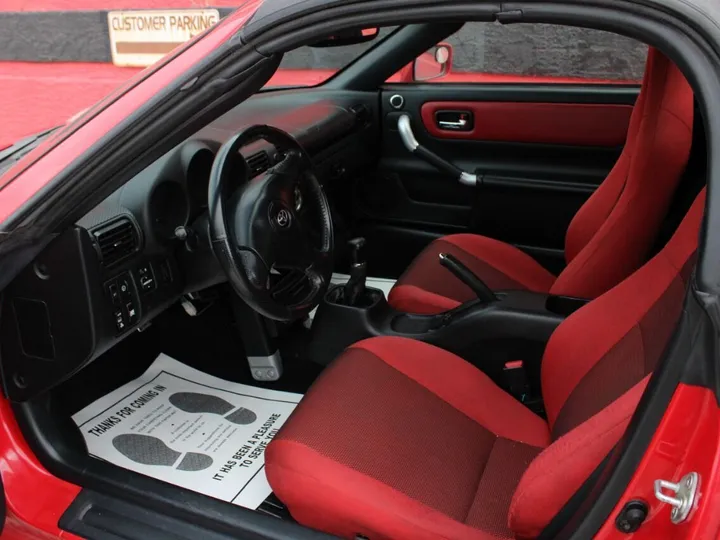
[246,151,270,176]
[92,217,139,266]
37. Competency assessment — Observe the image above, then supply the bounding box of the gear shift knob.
[348,237,366,266]
[344,237,367,306]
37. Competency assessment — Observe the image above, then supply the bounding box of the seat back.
[509,189,705,537]
[550,48,693,299]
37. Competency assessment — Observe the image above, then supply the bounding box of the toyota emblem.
[276,208,292,228]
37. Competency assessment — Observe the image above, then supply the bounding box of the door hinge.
[654,472,699,524]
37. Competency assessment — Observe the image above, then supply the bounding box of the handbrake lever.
[439,252,497,303]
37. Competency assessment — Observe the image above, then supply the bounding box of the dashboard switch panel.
[106,271,139,335]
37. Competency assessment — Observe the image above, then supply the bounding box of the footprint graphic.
[169,392,257,425]
[112,433,213,471]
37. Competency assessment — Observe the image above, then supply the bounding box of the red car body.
[0,2,719,539]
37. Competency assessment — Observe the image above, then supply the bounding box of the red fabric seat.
[266,190,705,539]
[388,48,693,315]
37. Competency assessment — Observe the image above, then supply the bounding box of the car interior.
[0,20,710,540]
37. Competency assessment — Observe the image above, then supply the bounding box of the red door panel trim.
[420,101,633,146]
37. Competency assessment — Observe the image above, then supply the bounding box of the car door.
[353,23,646,278]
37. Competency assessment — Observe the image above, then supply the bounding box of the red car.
[1,0,720,539]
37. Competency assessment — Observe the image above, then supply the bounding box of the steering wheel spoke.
[236,247,270,290]
[274,148,303,175]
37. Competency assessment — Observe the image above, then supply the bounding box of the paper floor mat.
[72,353,302,509]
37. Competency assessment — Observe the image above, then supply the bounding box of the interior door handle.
[438,118,468,129]
[397,114,477,186]
[435,111,473,131]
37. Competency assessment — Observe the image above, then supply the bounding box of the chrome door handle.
[438,118,468,129]
[435,110,473,131]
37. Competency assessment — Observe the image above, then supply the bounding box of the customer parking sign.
[108,9,220,67]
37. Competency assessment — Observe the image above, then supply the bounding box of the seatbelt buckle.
[503,360,529,403]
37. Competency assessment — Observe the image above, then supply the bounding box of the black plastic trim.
[683,291,720,400]
[60,489,329,540]
[483,175,596,194]
[254,4,499,55]
[244,0,495,43]
[381,82,640,104]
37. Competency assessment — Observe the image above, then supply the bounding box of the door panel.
[354,83,639,277]
[420,101,633,145]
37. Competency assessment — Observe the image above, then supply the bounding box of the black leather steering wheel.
[208,125,334,321]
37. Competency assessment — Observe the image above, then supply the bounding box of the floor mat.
[72,353,302,510]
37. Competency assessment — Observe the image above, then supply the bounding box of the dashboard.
[0,89,378,401]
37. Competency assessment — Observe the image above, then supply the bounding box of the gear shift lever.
[343,237,367,306]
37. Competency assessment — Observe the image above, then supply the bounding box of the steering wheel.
[208,125,334,321]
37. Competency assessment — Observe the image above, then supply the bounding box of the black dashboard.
[0,89,378,401]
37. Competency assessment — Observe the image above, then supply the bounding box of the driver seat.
[265,189,704,539]
[388,48,693,314]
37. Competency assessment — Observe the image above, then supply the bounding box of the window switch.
[136,263,156,292]
[140,275,154,291]
[114,309,126,333]
[126,302,138,323]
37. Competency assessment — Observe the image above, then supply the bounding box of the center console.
[310,286,587,364]
[309,238,589,409]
